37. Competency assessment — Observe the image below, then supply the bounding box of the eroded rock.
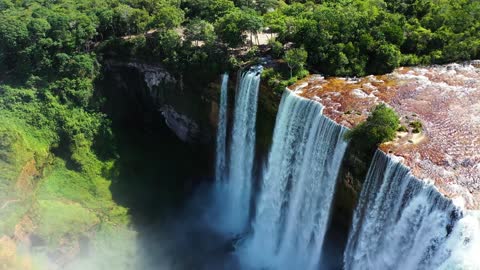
[290,62,480,209]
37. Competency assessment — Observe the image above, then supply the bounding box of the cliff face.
[102,61,281,172]
[0,60,225,269]
[103,60,220,144]
[290,62,480,213]
[102,60,480,230]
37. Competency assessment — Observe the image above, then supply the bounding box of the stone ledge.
[289,62,480,209]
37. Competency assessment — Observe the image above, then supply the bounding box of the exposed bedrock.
[291,62,480,212]
[103,60,220,144]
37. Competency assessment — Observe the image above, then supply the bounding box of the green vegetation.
[409,120,423,133]
[260,47,309,94]
[397,125,408,132]
[36,199,100,244]
[2,0,478,79]
[345,104,400,152]
[284,47,308,78]
[263,0,480,76]
[0,0,134,261]
[343,103,401,182]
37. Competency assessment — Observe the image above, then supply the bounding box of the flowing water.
[239,90,349,270]
[344,150,480,270]
[212,66,479,270]
[215,73,229,183]
[215,66,262,235]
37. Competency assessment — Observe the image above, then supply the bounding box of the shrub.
[246,45,260,59]
[284,47,308,78]
[297,68,309,79]
[345,103,400,152]
[397,125,408,132]
[409,120,423,133]
[261,67,277,80]
[268,39,284,58]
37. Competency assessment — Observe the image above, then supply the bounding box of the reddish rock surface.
[290,62,480,209]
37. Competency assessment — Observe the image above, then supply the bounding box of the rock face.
[160,105,206,143]
[290,62,480,209]
[126,62,177,91]
[104,60,217,144]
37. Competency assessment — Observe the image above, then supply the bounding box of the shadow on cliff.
[94,65,244,269]
[98,63,214,224]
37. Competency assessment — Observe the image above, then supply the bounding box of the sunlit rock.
[290,62,480,209]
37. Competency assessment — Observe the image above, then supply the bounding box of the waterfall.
[215,73,229,183]
[344,150,480,270]
[239,90,349,270]
[215,66,262,235]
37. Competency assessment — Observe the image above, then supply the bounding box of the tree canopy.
[0,0,478,79]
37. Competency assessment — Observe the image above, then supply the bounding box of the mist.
[15,182,241,270]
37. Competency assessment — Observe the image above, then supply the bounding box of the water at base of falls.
[213,66,262,236]
[344,150,480,270]
[238,90,349,270]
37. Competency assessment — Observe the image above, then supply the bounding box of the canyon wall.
[103,60,220,144]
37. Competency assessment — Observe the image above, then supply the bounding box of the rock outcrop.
[104,60,218,144]
[290,62,480,210]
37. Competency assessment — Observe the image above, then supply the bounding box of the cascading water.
[344,150,480,270]
[215,73,229,183]
[215,66,262,235]
[239,90,349,270]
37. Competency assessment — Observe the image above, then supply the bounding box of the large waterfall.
[344,150,480,270]
[212,68,479,270]
[215,66,262,235]
[239,90,349,270]
[215,73,229,183]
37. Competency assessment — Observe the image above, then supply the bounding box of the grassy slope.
[0,100,136,268]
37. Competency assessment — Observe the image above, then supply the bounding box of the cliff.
[102,60,220,144]
[289,62,480,212]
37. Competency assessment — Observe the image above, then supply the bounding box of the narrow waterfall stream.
[215,66,262,235]
[239,90,349,270]
[344,150,480,270]
[215,73,229,183]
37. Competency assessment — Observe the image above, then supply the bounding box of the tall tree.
[284,47,307,78]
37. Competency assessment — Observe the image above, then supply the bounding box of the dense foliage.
[267,0,479,76]
[1,0,478,80]
[345,104,400,151]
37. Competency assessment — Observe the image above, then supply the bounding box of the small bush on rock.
[345,103,400,152]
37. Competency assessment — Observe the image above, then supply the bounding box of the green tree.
[112,4,150,35]
[215,7,263,47]
[184,19,216,46]
[0,13,29,73]
[150,5,184,30]
[368,43,402,74]
[153,30,182,65]
[183,0,235,22]
[284,47,307,78]
[242,8,263,46]
[215,8,245,47]
[255,0,280,14]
